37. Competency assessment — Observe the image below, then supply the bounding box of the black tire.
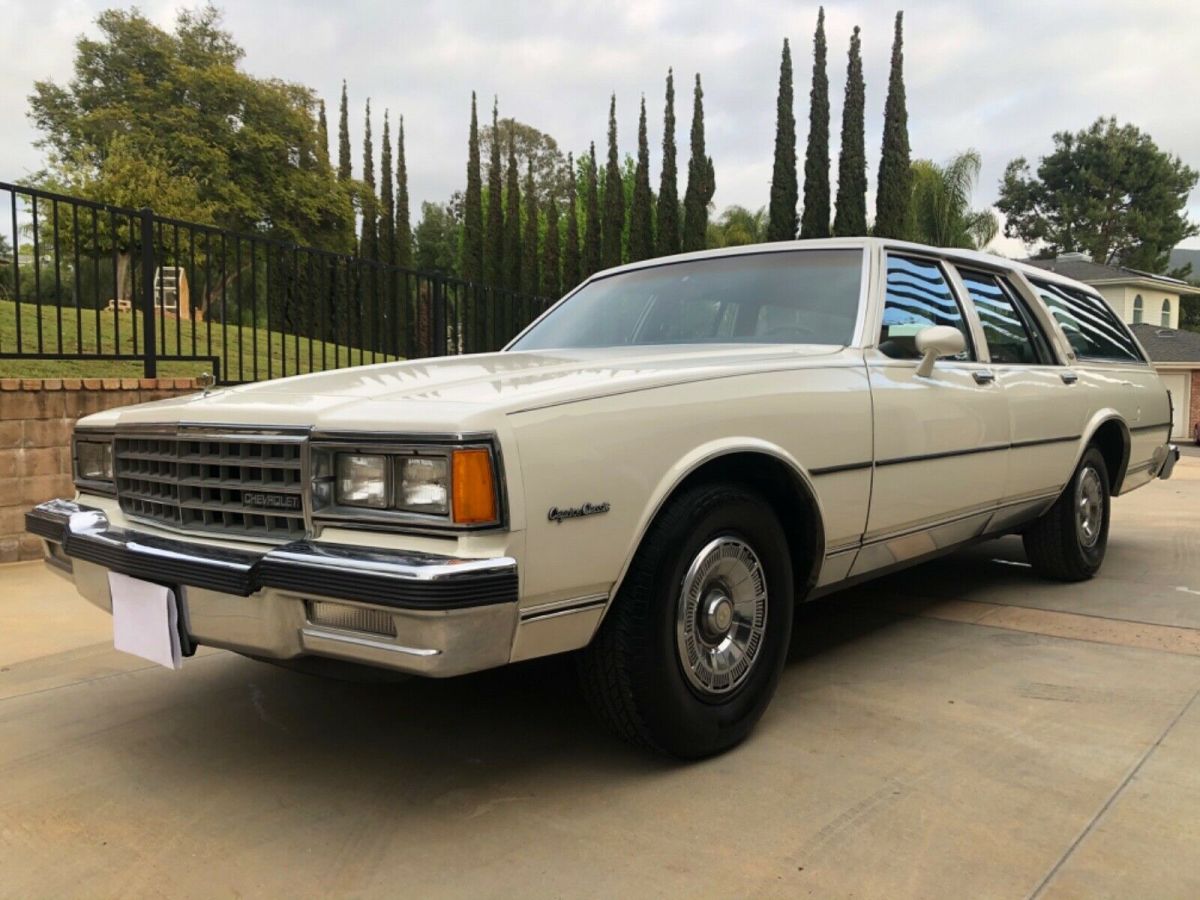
[578,482,794,758]
[1023,447,1111,582]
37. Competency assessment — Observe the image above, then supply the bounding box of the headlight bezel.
[310,434,505,532]
[72,430,116,495]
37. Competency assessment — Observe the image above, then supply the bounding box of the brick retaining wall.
[1191,371,1200,440]
[0,377,199,562]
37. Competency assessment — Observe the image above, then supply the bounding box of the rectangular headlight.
[336,453,389,508]
[75,439,114,482]
[395,456,449,515]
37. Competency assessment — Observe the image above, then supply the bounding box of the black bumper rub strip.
[25,500,518,611]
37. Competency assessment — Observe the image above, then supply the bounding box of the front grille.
[114,433,306,540]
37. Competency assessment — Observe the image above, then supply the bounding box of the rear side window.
[1033,281,1143,362]
[959,270,1047,365]
[879,255,974,361]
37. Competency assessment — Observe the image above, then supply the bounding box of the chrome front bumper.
[26,499,519,677]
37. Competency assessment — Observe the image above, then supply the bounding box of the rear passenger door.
[953,268,1086,527]
[857,254,1009,576]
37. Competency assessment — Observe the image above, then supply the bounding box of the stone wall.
[0,377,199,562]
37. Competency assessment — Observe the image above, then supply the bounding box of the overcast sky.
[2,0,1199,253]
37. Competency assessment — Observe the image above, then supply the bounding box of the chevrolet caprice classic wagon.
[28,238,1180,757]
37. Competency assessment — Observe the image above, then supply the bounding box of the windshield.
[509,249,863,351]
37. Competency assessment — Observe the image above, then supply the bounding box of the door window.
[879,255,974,360]
[959,270,1045,365]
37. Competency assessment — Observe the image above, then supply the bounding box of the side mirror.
[914,325,966,377]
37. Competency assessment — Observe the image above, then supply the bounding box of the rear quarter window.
[1031,280,1143,363]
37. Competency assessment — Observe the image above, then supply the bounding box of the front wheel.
[578,482,794,758]
[1023,446,1110,581]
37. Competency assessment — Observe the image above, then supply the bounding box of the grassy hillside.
[0,299,400,381]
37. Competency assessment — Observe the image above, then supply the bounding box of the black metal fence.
[0,181,553,383]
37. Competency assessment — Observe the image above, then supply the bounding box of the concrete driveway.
[2,462,1199,899]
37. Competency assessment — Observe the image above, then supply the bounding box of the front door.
[854,254,1009,577]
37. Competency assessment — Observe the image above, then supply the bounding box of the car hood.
[91,345,847,432]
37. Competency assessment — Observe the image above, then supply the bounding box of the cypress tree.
[833,26,868,236]
[484,98,504,287]
[542,191,561,298]
[462,95,484,283]
[503,133,521,294]
[801,9,831,238]
[655,69,681,257]
[337,81,352,181]
[395,116,412,269]
[601,95,625,269]
[767,39,797,242]
[379,111,395,265]
[316,99,330,170]
[682,74,715,252]
[359,99,377,260]
[629,96,654,261]
[875,12,913,239]
[583,144,602,276]
[563,153,582,289]
[521,159,539,296]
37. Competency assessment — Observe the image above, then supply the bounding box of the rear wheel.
[578,482,794,758]
[1023,447,1110,581]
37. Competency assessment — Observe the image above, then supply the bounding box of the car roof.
[588,237,1099,296]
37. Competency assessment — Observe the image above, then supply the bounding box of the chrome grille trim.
[114,429,308,541]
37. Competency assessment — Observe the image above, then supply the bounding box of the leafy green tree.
[601,95,626,269]
[583,144,602,276]
[379,111,395,265]
[563,153,582,289]
[481,118,569,204]
[359,100,378,259]
[29,7,352,248]
[910,150,998,249]
[316,99,330,170]
[801,9,830,238]
[503,134,521,293]
[997,117,1198,271]
[875,12,912,239]
[461,94,484,283]
[542,191,561,298]
[484,99,504,287]
[628,96,655,262]
[707,205,767,248]
[337,81,352,183]
[414,201,460,275]
[656,69,681,257]
[768,39,797,242]
[833,26,867,237]
[395,116,412,269]
[682,74,715,252]
[521,160,539,296]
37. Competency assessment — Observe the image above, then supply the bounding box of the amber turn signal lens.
[451,448,498,524]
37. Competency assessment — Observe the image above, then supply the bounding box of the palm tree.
[909,150,998,249]
[706,205,767,248]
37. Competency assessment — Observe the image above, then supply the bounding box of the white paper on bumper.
[108,571,183,670]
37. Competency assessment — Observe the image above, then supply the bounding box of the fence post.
[139,207,157,378]
[432,275,447,356]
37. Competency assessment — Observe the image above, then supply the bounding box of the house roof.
[1023,257,1200,296]
[1130,323,1200,363]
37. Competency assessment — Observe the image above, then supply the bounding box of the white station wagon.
[29,238,1180,757]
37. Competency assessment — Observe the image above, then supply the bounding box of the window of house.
[1161,299,1171,327]
[958,269,1046,364]
[879,255,975,361]
[1132,294,1144,324]
[1033,281,1143,362]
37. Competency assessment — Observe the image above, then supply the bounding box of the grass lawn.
[0,299,400,381]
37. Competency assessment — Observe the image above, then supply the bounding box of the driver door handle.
[972,370,995,385]
[1060,371,1079,385]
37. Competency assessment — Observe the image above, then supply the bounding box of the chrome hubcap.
[676,537,768,696]
[1075,466,1104,548]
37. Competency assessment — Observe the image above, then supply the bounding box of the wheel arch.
[607,441,827,610]
[1079,413,1131,494]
